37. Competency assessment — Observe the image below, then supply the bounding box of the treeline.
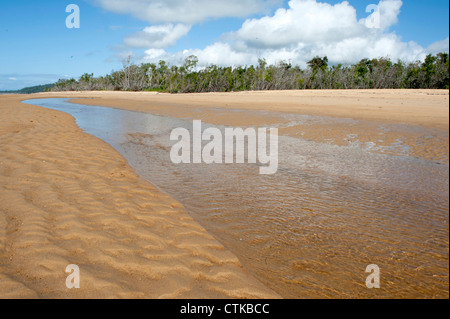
[52,53,449,93]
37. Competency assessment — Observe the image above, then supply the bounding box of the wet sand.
[1,90,448,299]
[67,89,449,164]
[0,94,279,299]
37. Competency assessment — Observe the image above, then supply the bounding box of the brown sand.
[1,90,448,299]
[66,89,449,164]
[53,89,448,129]
[0,94,280,299]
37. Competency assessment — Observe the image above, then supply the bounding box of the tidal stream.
[23,98,449,298]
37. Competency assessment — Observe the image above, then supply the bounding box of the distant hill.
[0,83,54,94]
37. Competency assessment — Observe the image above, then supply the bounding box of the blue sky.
[0,0,448,90]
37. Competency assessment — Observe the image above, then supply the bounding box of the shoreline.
[44,89,449,130]
[63,89,449,164]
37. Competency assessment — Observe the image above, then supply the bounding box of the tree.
[184,55,199,73]
[307,56,329,72]
[435,53,450,89]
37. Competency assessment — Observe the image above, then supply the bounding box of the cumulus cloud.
[238,0,440,66]
[126,0,448,68]
[140,43,257,67]
[360,0,402,31]
[236,0,363,48]
[93,0,280,24]
[186,43,257,66]
[124,24,191,48]
[235,0,404,50]
[426,37,450,55]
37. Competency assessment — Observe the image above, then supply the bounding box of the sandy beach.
[0,90,448,299]
[0,93,280,299]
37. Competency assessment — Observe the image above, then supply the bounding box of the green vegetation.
[52,53,449,93]
[0,83,54,94]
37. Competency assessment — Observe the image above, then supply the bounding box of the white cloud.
[235,0,404,50]
[124,24,191,48]
[426,37,450,55]
[93,0,280,24]
[360,0,402,31]
[144,48,169,60]
[133,0,448,67]
[187,43,257,66]
[236,0,363,48]
[8,77,17,81]
[142,43,257,66]
[313,35,426,65]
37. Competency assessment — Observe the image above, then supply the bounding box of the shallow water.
[24,98,449,298]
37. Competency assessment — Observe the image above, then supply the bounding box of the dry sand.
[0,90,448,299]
[0,94,280,299]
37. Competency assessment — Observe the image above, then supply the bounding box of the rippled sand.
[0,94,279,299]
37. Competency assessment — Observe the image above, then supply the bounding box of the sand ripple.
[0,95,279,299]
